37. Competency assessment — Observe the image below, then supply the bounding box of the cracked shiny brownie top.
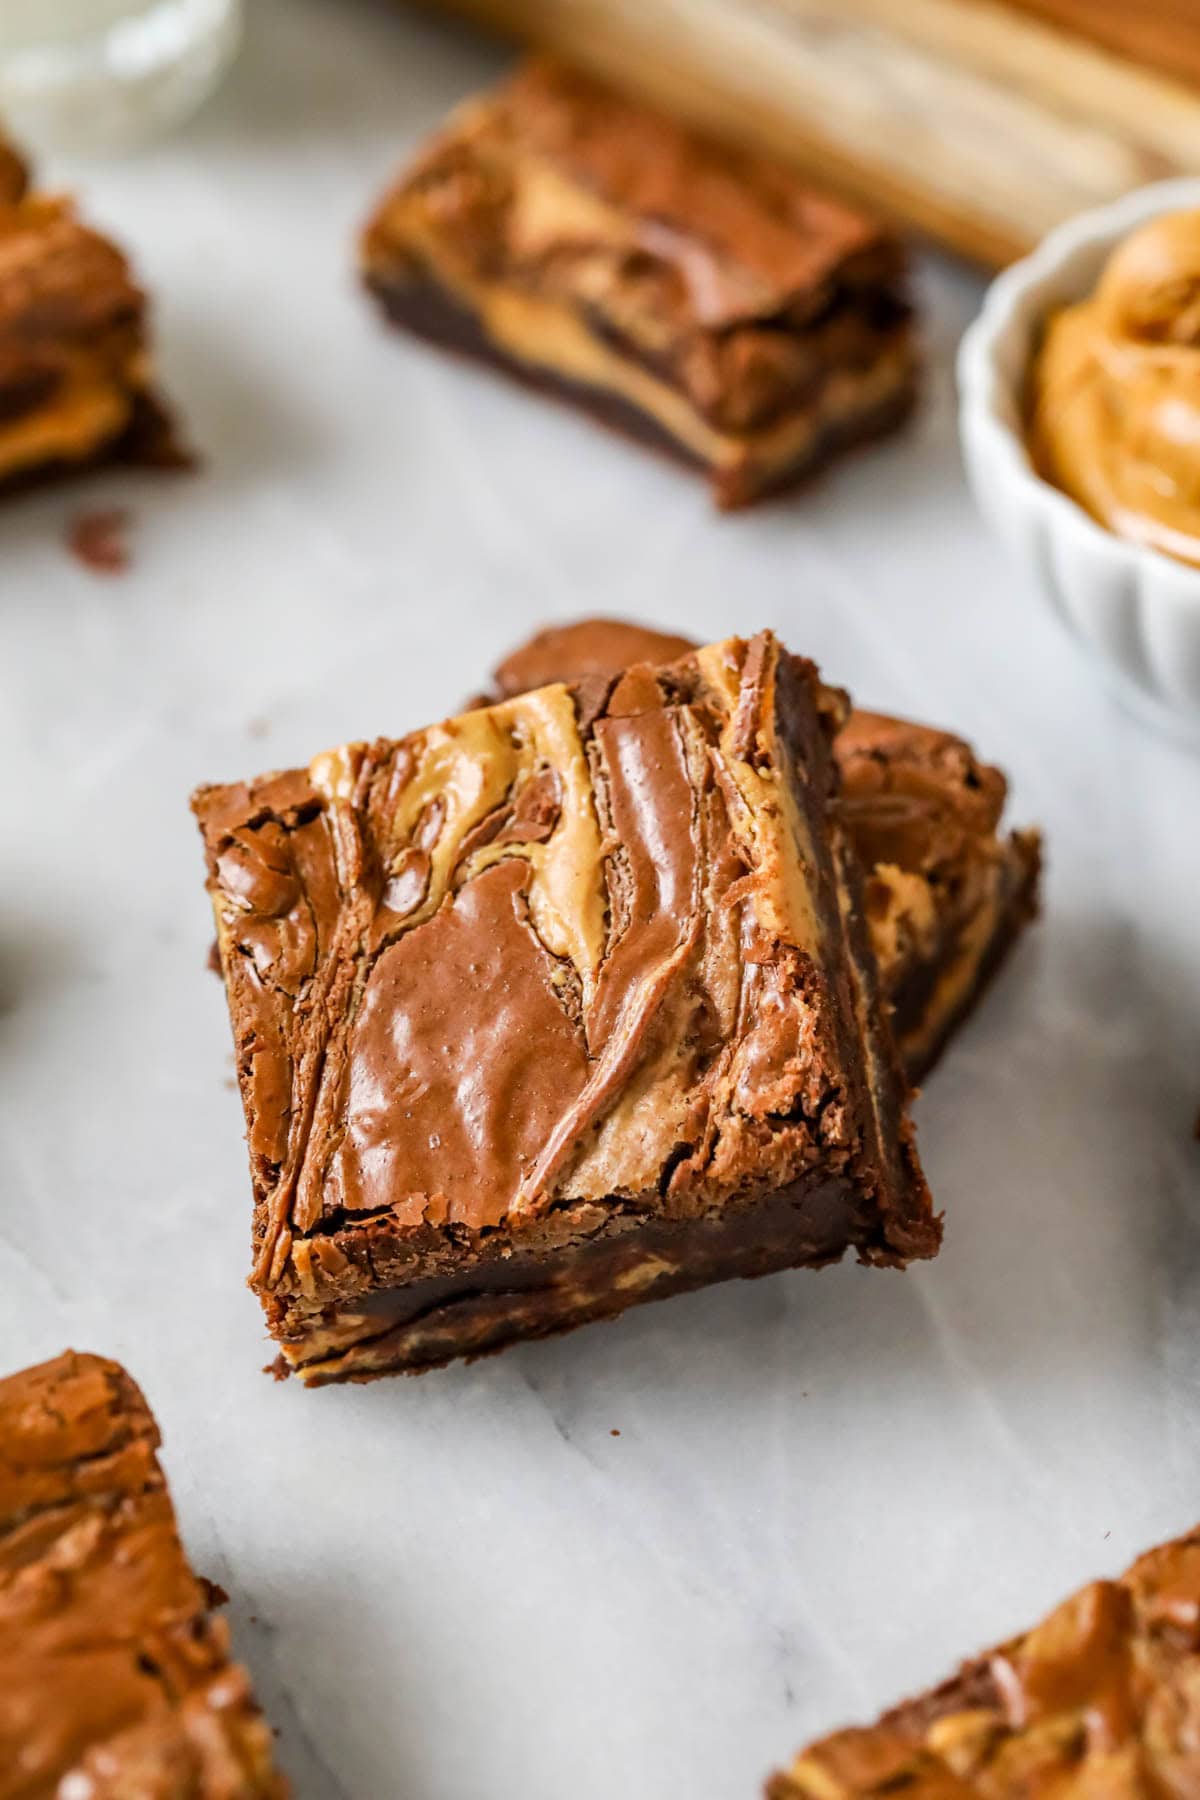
[361,58,915,509]
[770,1522,1200,1799]
[0,193,180,489]
[483,617,1041,1084]
[0,1350,286,1798]
[193,632,936,1384]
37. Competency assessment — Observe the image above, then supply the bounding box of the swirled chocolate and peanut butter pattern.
[0,1350,285,1798]
[483,618,1041,1084]
[361,59,915,509]
[194,633,936,1383]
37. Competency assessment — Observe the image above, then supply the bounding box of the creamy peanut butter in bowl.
[959,179,1200,748]
[1031,210,1200,568]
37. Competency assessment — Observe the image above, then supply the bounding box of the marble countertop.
[2,3,1199,1794]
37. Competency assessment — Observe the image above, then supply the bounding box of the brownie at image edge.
[482,618,1041,1084]
[769,1521,1200,1797]
[193,632,937,1385]
[0,192,184,493]
[0,1350,286,1798]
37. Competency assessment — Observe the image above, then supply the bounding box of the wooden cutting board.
[412,0,1200,266]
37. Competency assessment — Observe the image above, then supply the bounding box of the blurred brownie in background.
[0,194,182,492]
[360,58,915,508]
[484,619,1040,1081]
[0,1350,286,1796]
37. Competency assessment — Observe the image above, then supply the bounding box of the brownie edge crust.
[194,632,937,1384]
[0,1350,286,1798]
[769,1522,1200,1798]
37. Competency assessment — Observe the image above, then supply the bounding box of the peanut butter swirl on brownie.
[0,194,181,491]
[484,619,1041,1083]
[361,58,915,508]
[769,1522,1200,1798]
[194,632,936,1384]
[0,1350,286,1798]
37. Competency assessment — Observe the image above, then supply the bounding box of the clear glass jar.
[0,0,242,153]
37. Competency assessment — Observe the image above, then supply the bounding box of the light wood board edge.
[412,0,1200,265]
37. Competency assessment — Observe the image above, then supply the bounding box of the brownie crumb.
[68,507,130,575]
[610,1428,620,1437]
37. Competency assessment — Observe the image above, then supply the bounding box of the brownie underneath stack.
[195,631,937,1384]
[0,1350,285,1798]
[484,618,1041,1083]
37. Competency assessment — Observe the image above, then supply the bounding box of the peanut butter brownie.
[361,58,915,509]
[486,619,1040,1082]
[0,1350,286,1797]
[769,1521,1200,1798]
[193,632,937,1384]
[0,194,180,492]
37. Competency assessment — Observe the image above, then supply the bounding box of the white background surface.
[2,4,1199,1795]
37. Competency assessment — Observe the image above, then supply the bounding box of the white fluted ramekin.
[958,178,1200,749]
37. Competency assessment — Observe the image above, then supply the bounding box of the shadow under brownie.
[360,57,915,510]
[0,1350,286,1797]
[484,619,1041,1084]
[193,632,937,1384]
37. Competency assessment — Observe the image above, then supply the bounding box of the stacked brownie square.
[194,631,940,1384]
[482,618,1041,1084]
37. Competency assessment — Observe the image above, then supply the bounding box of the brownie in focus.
[0,1350,286,1798]
[769,1521,1200,1797]
[194,632,937,1385]
[0,193,181,492]
[485,619,1040,1083]
[360,58,915,509]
